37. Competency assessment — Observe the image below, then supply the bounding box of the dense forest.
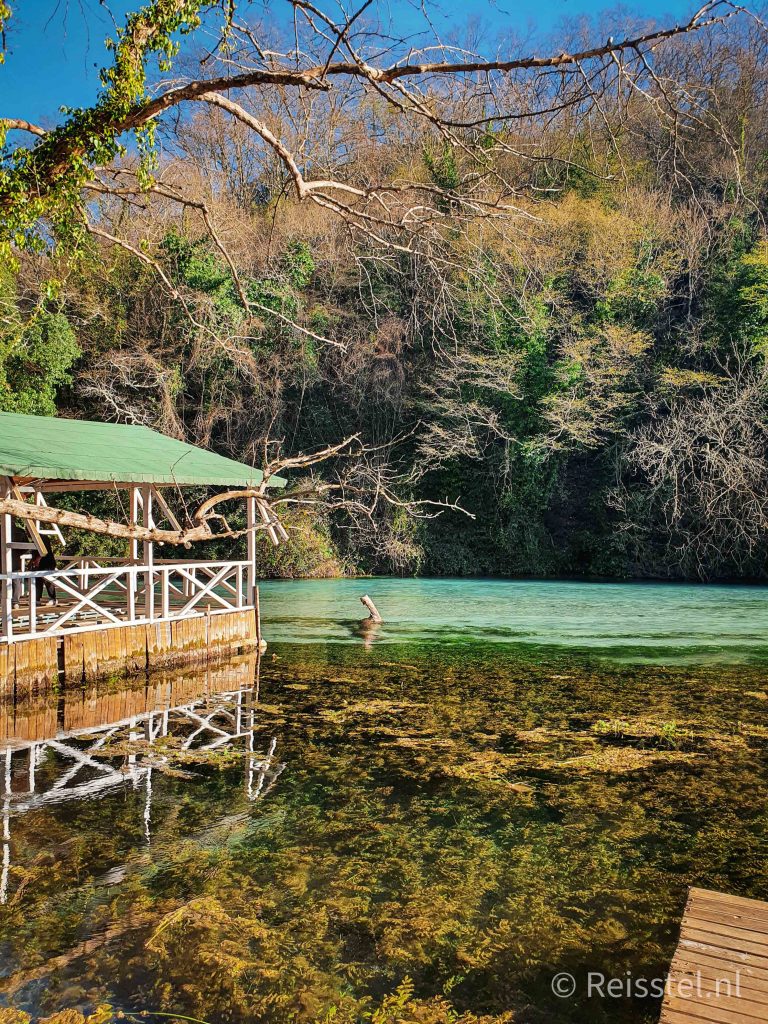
[2,0,768,580]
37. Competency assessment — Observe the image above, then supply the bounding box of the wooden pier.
[661,886,768,1023]
[1,412,287,688]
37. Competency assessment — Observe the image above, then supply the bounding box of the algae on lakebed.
[1,640,767,1024]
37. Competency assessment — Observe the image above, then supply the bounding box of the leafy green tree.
[0,270,80,415]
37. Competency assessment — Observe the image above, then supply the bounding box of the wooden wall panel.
[0,644,12,698]
[13,636,57,697]
[3,609,258,692]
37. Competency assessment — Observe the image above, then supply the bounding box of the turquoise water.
[3,578,768,1023]
[260,577,768,663]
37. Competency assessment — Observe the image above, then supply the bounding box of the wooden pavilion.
[0,412,287,688]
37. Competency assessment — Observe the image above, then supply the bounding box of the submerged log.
[360,594,383,623]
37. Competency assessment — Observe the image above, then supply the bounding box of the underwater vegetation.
[0,641,767,1024]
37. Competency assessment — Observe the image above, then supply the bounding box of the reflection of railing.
[1,559,252,642]
[0,680,285,902]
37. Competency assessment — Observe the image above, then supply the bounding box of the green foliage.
[701,223,767,350]
[281,240,315,290]
[255,513,349,578]
[0,2,11,64]
[162,231,313,336]
[423,146,461,193]
[558,134,626,201]
[0,271,80,415]
[596,266,668,328]
[246,277,299,320]
[734,240,768,355]
[162,231,243,322]
[0,0,209,262]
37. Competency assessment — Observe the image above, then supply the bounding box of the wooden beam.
[14,479,200,495]
[13,479,138,494]
[9,484,47,556]
[150,486,182,532]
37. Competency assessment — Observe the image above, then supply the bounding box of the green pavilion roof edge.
[0,412,286,489]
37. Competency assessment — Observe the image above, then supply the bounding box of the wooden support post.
[128,486,139,623]
[246,496,257,599]
[0,478,13,643]
[252,584,262,647]
[142,485,154,621]
[129,487,140,564]
[8,484,46,556]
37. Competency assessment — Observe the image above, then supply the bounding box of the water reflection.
[351,616,382,647]
[0,654,284,905]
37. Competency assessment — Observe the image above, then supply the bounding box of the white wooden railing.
[0,559,253,642]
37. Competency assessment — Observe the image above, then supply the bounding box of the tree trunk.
[360,594,383,622]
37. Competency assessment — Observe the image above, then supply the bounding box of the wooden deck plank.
[662,887,768,1023]
[674,954,768,988]
[686,906,768,934]
[681,927,768,961]
[689,896,768,930]
[692,890,768,914]
[662,993,766,1023]
[669,966,768,1002]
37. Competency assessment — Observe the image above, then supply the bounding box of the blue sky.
[3,0,694,127]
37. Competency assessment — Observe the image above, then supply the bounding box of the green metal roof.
[0,412,286,488]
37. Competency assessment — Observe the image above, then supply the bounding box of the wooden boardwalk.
[661,886,768,1023]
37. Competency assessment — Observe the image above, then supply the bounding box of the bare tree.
[0,0,755,331]
[0,433,472,548]
[613,357,768,576]
[1,0,764,572]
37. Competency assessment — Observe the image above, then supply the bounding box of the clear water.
[261,577,768,663]
[1,579,768,1024]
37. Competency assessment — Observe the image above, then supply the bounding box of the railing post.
[0,478,13,643]
[252,584,261,647]
[161,566,170,619]
[128,487,139,623]
[28,573,36,635]
[127,564,136,624]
